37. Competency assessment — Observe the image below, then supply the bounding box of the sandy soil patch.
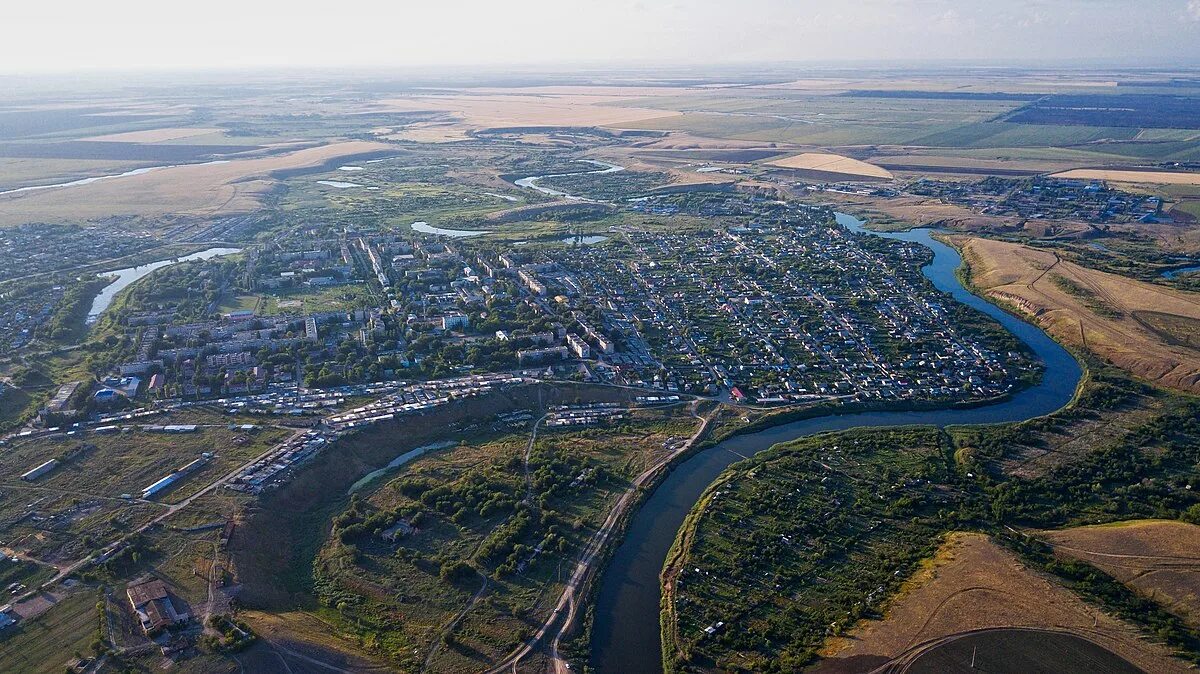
[816,532,1190,674]
[767,152,894,179]
[1052,169,1200,186]
[82,127,225,143]
[1045,520,1200,627]
[0,140,390,226]
[956,236,1200,392]
[377,92,681,132]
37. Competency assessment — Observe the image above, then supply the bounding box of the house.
[127,579,188,635]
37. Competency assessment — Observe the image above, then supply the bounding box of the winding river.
[513,160,624,200]
[87,247,242,324]
[589,212,1083,673]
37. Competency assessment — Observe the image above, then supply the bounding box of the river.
[588,212,1083,674]
[0,160,230,197]
[513,160,624,200]
[86,247,242,324]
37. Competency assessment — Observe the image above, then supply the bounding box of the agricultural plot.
[0,589,104,674]
[662,428,960,672]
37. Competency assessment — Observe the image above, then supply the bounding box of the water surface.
[87,247,241,324]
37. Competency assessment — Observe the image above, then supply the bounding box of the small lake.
[348,440,456,494]
[316,180,369,189]
[554,235,608,245]
[87,247,242,324]
[410,221,487,238]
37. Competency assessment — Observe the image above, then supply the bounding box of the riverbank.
[588,213,1084,674]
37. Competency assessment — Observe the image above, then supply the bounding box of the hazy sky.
[5,0,1200,73]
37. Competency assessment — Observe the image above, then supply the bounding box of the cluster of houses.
[908,176,1168,224]
[537,199,1029,403]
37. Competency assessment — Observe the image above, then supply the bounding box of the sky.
[4,0,1200,73]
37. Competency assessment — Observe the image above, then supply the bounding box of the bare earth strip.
[816,532,1191,674]
[956,236,1200,393]
[1052,169,1200,186]
[0,140,391,226]
[82,127,225,143]
[1044,520,1200,628]
[767,152,894,179]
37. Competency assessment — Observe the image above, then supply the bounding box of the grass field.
[1045,520,1200,628]
[218,284,373,316]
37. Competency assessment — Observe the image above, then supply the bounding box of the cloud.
[1189,0,1200,20]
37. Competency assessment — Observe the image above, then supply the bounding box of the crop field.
[82,127,226,143]
[955,236,1200,393]
[378,91,683,134]
[1044,521,1200,628]
[1003,94,1200,129]
[816,533,1186,674]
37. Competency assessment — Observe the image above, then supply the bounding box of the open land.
[816,533,1189,674]
[1051,169,1200,186]
[1044,521,1200,628]
[0,140,390,226]
[955,235,1200,392]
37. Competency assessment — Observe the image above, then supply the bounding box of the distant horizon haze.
[3,0,1200,75]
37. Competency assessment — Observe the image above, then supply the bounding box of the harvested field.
[815,532,1190,674]
[766,152,894,179]
[956,236,1200,392]
[1044,520,1200,628]
[0,140,390,226]
[1052,169,1200,186]
[83,126,224,143]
